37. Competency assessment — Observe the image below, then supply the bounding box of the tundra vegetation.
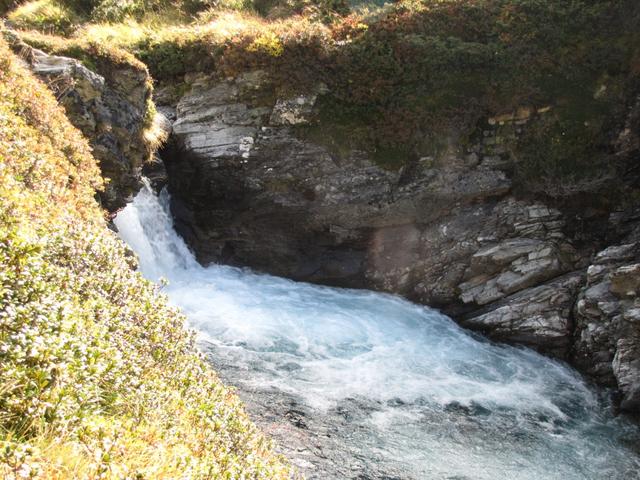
[0,36,292,479]
[5,0,640,195]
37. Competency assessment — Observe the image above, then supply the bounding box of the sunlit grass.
[0,34,293,479]
[8,0,79,34]
[74,9,329,49]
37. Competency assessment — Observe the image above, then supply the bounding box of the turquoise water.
[115,185,640,479]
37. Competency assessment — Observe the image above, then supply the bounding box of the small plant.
[247,30,283,56]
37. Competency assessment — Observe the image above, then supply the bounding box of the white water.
[115,185,640,479]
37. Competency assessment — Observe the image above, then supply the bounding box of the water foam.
[115,185,640,479]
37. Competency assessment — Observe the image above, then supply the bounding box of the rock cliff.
[572,210,640,411]
[159,70,640,411]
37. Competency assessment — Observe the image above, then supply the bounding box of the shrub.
[62,0,98,14]
[513,114,613,197]
[247,30,284,56]
[9,0,640,180]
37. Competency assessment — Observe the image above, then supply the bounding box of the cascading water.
[115,184,640,480]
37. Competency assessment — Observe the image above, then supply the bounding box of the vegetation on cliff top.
[0,37,292,479]
[6,0,640,196]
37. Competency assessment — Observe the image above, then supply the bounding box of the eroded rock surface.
[572,213,640,410]
[160,71,640,410]
[461,272,584,358]
[10,36,154,211]
[164,73,582,340]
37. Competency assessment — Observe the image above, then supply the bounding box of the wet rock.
[458,238,575,306]
[142,153,168,192]
[613,337,640,411]
[460,272,584,358]
[201,342,419,479]
[369,198,581,321]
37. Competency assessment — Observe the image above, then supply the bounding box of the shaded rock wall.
[160,71,640,411]
[572,210,640,410]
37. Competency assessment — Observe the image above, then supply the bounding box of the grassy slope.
[0,37,293,479]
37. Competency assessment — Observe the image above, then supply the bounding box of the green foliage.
[513,114,612,197]
[0,37,292,479]
[87,0,215,20]
[9,0,640,180]
[90,0,143,21]
[7,0,80,35]
[135,30,220,79]
[315,0,636,162]
[247,30,284,56]
[62,0,98,14]
[13,30,151,88]
[181,0,217,14]
[6,0,349,21]
[280,0,350,20]
[122,1,638,168]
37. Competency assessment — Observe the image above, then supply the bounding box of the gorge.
[2,0,640,477]
[156,67,640,412]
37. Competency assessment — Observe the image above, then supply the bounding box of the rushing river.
[115,185,640,479]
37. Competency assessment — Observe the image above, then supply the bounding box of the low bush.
[7,0,80,35]
[0,36,293,479]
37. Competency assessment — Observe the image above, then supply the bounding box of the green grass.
[8,0,80,34]
[0,36,293,479]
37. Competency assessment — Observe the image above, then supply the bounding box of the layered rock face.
[160,71,640,411]
[572,211,640,410]
[10,37,154,212]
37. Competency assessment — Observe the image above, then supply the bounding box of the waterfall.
[114,184,640,480]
